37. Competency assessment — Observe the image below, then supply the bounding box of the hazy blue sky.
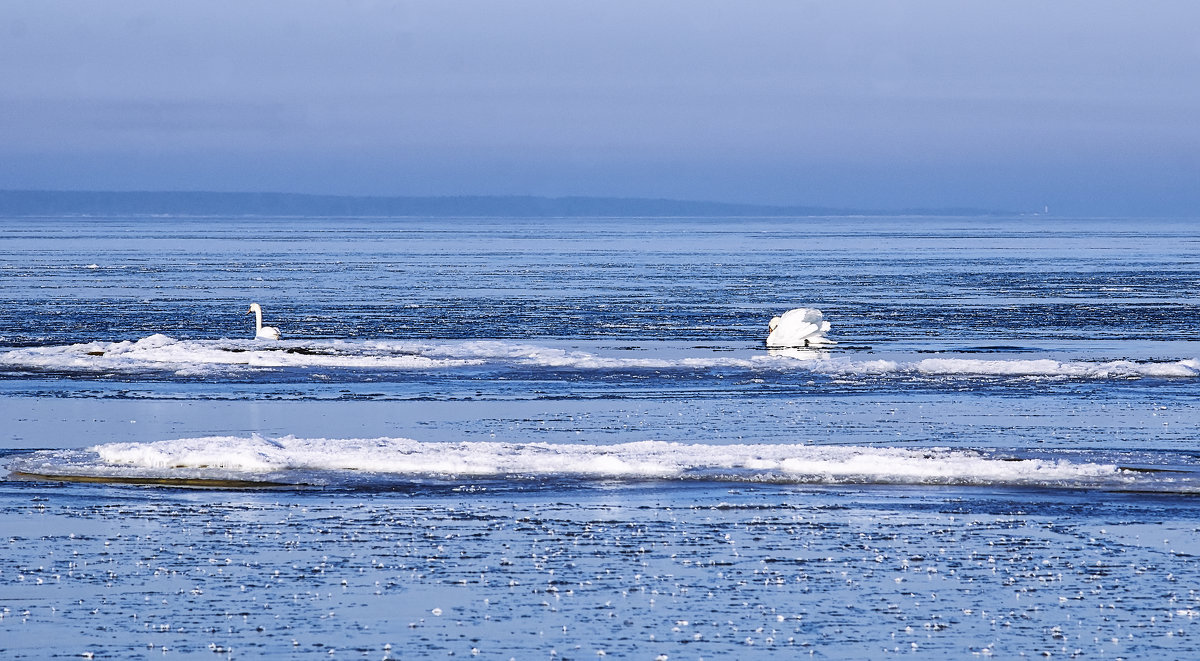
[2,1,1198,214]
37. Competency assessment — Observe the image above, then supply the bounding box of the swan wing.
[766,307,831,347]
[788,321,821,340]
[767,321,820,347]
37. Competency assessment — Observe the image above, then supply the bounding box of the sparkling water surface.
[1,215,1198,658]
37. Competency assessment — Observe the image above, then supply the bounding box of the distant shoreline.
[0,190,1010,218]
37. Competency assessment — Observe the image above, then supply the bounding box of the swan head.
[248,302,262,315]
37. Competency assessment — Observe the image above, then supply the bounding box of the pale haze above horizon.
[2,1,1198,215]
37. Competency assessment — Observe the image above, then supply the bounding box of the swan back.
[766,307,833,347]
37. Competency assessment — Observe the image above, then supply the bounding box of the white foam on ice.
[1,335,1196,380]
[5,436,1123,489]
[810,356,1200,379]
[0,334,479,373]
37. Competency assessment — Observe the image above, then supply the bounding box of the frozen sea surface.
[1,215,1199,658]
[2,479,1199,660]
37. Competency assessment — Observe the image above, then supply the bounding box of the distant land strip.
[0,190,1006,218]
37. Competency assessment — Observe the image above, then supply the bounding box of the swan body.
[247,303,281,340]
[767,307,833,348]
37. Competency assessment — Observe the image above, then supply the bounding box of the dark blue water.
[1,215,1198,658]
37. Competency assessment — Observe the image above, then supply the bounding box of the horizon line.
[0,188,1044,218]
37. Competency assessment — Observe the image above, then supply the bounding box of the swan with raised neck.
[247,302,281,340]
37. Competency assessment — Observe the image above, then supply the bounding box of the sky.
[2,1,1198,215]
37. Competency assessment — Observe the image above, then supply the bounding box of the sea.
[1,214,1198,659]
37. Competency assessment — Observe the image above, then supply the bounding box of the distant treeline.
[0,190,1002,218]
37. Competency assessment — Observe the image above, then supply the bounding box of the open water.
[1,215,1198,659]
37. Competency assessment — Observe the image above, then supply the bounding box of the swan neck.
[253,308,263,330]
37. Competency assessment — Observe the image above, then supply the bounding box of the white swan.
[247,303,281,340]
[766,307,833,347]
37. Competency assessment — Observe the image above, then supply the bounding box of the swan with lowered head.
[247,303,281,340]
[767,307,833,348]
